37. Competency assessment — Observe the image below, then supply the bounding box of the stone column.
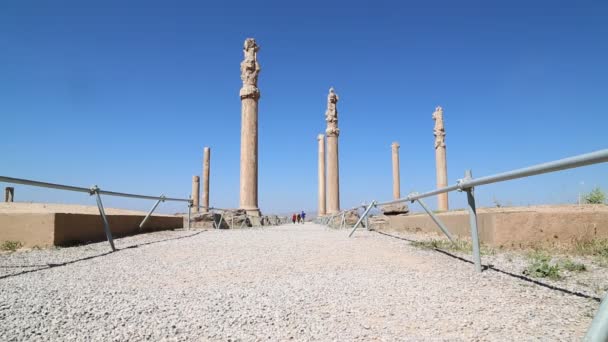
[317,134,326,216]
[5,187,14,202]
[391,142,400,200]
[433,106,449,211]
[202,147,211,212]
[325,88,340,214]
[239,38,261,216]
[191,176,200,213]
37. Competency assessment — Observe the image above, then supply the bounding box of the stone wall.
[373,205,608,248]
[0,203,183,247]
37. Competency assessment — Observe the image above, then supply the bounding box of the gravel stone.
[0,224,600,341]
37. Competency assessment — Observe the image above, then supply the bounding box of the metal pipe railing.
[377,149,608,207]
[0,175,193,251]
[329,148,608,340]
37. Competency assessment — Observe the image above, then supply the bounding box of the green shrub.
[1,240,23,252]
[561,258,587,272]
[523,251,561,280]
[584,187,606,204]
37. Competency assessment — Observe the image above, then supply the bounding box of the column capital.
[433,106,446,149]
[391,141,400,150]
[325,87,340,137]
[240,38,261,100]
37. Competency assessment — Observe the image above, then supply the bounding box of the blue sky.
[1,0,607,214]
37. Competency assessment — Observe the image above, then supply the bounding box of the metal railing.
[194,206,289,229]
[314,204,368,230]
[316,148,608,340]
[0,175,193,252]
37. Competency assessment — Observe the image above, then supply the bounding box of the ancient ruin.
[239,38,261,216]
[317,134,326,216]
[433,106,449,211]
[391,142,401,200]
[202,147,211,212]
[191,176,200,213]
[325,88,341,214]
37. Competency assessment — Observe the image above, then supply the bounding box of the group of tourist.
[291,211,306,224]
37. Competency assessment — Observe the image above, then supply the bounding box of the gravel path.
[0,224,600,341]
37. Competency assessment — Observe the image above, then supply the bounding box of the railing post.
[585,294,608,341]
[416,197,456,243]
[340,211,345,229]
[348,201,376,238]
[187,200,192,229]
[139,196,165,229]
[90,186,116,252]
[215,211,225,229]
[464,170,482,272]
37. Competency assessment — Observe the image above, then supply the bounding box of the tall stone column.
[239,38,261,216]
[191,176,200,213]
[325,88,340,214]
[317,134,326,216]
[391,142,400,200]
[5,187,14,202]
[202,147,211,212]
[433,106,449,211]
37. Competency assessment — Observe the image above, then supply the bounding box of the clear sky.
[1,0,607,214]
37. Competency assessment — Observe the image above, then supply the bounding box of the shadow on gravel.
[374,230,601,303]
[0,231,205,281]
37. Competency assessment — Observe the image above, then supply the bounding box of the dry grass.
[411,238,496,255]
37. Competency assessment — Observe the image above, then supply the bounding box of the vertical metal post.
[215,212,225,229]
[464,170,482,273]
[231,215,234,229]
[139,196,164,229]
[91,187,116,252]
[585,294,608,341]
[5,187,14,202]
[348,201,376,237]
[340,211,345,229]
[187,202,192,229]
[416,198,456,243]
[365,214,369,230]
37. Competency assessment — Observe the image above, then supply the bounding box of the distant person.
[292,214,296,224]
[301,211,306,223]
[297,213,301,223]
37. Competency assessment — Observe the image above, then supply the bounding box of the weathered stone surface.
[202,147,211,212]
[330,209,360,227]
[380,203,410,216]
[325,88,340,214]
[368,215,390,230]
[433,106,448,211]
[189,212,226,229]
[239,38,261,216]
[261,215,280,226]
[189,210,283,229]
[325,88,339,138]
[317,134,326,216]
[391,142,400,200]
[191,176,200,213]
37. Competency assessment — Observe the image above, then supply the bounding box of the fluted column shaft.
[191,176,200,213]
[202,147,211,212]
[391,142,400,200]
[317,134,326,216]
